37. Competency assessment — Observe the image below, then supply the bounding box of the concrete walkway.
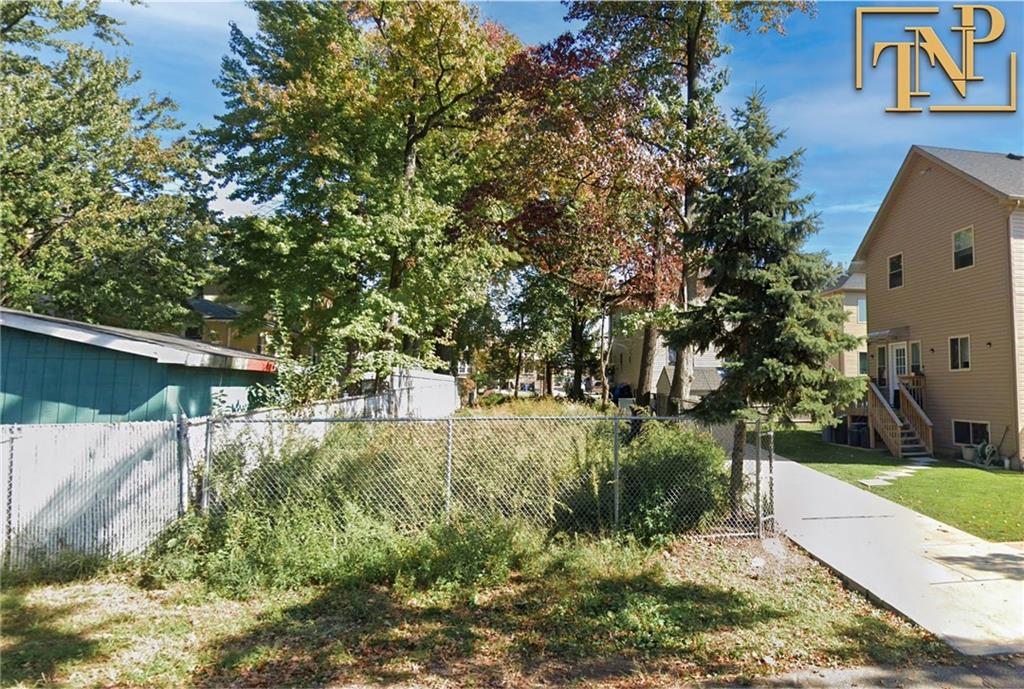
[773,455,1024,656]
[706,655,1024,688]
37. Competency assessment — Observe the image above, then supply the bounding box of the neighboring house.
[654,362,722,415]
[852,145,1023,466]
[185,288,269,354]
[608,310,722,409]
[1,308,276,424]
[823,268,868,377]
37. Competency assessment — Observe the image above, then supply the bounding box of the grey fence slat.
[1,421,180,567]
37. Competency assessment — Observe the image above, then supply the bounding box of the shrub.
[618,423,730,539]
[558,421,729,540]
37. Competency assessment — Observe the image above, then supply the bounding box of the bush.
[618,422,730,539]
[558,421,729,540]
[476,392,511,407]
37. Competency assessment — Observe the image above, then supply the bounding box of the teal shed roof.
[0,308,275,373]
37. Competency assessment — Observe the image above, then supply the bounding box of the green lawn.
[1,539,950,688]
[775,426,1024,543]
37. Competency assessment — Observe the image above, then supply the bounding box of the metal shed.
[0,308,276,424]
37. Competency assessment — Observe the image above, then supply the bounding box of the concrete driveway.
[773,455,1024,656]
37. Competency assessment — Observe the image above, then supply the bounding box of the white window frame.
[909,340,922,374]
[948,334,971,372]
[857,297,867,323]
[951,419,990,446]
[887,252,904,290]
[952,226,975,271]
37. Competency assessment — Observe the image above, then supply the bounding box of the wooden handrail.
[898,373,926,408]
[898,381,933,456]
[867,382,903,459]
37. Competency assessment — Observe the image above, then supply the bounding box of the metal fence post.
[613,416,621,529]
[445,417,454,521]
[201,416,214,513]
[176,414,188,516]
[755,418,763,539]
[3,427,16,570]
[767,426,775,533]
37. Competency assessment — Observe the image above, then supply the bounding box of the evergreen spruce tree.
[666,90,863,513]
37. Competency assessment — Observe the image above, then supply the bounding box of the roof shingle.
[916,145,1024,199]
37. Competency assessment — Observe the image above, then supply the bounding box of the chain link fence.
[198,415,775,538]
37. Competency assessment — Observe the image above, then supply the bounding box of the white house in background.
[607,310,722,410]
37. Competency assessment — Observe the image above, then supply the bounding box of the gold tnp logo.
[856,5,1017,112]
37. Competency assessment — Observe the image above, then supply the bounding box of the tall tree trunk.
[569,312,586,401]
[514,350,523,398]
[635,324,657,408]
[669,274,694,413]
[730,419,746,518]
[670,8,708,414]
[448,344,459,377]
[544,360,554,397]
[599,311,610,407]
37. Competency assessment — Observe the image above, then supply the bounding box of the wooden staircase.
[867,380,935,460]
[898,417,932,459]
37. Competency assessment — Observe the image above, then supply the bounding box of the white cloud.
[820,201,880,214]
[101,0,258,35]
[210,181,262,218]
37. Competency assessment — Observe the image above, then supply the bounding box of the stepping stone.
[859,478,892,486]
[878,471,914,479]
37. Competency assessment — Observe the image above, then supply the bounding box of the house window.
[668,347,678,365]
[910,341,922,374]
[876,346,887,386]
[953,420,989,445]
[859,352,869,375]
[888,253,903,289]
[949,335,971,371]
[857,298,867,323]
[953,227,974,270]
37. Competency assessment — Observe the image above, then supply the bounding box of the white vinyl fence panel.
[1,370,459,567]
[1,421,182,567]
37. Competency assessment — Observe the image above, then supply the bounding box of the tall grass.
[143,418,729,595]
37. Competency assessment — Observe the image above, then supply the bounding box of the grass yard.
[1,538,951,689]
[775,426,1024,543]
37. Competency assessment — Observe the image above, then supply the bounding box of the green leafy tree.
[569,1,812,410]
[208,1,517,380]
[0,0,215,329]
[666,91,863,510]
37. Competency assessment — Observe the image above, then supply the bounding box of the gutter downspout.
[1007,198,1023,469]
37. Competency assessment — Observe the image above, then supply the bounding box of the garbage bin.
[850,422,869,448]
[834,419,848,445]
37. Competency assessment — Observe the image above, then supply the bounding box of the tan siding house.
[823,270,868,377]
[853,146,1024,466]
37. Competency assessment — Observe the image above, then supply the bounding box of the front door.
[889,342,908,409]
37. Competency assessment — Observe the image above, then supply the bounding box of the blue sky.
[97,0,1023,266]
